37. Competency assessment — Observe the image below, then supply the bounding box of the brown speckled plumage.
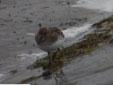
[35,27,64,45]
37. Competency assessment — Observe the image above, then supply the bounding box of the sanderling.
[35,27,65,63]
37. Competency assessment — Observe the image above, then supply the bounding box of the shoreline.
[0,0,113,84]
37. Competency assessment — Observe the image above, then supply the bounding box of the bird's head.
[39,27,48,36]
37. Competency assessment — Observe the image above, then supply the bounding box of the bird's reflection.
[42,68,66,85]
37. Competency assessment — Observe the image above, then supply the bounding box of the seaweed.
[92,16,113,27]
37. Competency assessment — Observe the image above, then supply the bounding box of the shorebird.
[35,27,65,64]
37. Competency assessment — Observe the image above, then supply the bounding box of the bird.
[35,27,65,64]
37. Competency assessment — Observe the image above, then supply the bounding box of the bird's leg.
[52,47,63,63]
[57,48,62,64]
[48,52,51,64]
[52,49,60,63]
[52,51,57,62]
[48,52,52,64]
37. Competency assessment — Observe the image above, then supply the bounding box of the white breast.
[38,37,65,52]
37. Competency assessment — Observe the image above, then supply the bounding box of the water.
[17,52,47,61]
[0,74,5,82]
[63,23,92,38]
[0,0,113,84]
[71,0,113,12]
